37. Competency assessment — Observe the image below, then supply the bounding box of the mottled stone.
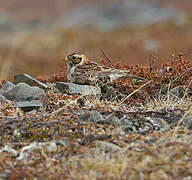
[0,94,9,102]
[3,82,45,101]
[14,73,48,91]
[169,86,185,98]
[56,82,101,95]
[78,110,104,122]
[104,114,120,126]
[12,100,43,112]
[0,81,15,94]
[120,117,140,131]
[144,117,169,130]
[183,115,192,130]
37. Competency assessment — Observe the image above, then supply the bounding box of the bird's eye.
[79,57,82,60]
[72,56,75,60]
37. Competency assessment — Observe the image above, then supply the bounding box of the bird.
[65,53,145,86]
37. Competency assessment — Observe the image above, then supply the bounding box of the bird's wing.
[73,61,144,83]
[74,61,105,74]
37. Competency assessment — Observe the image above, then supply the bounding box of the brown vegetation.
[0,51,192,179]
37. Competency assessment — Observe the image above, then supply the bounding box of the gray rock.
[120,116,169,133]
[55,139,70,147]
[0,94,9,102]
[56,82,101,95]
[144,117,169,130]
[138,126,153,134]
[169,86,185,98]
[120,117,140,130]
[78,110,104,122]
[0,81,15,94]
[0,145,18,157]
[3,82,45,101]
[12,100,43,112]
[96,141,122,152]
[14,73,48,91]
[183,115,192,130]
[104,114,120,126]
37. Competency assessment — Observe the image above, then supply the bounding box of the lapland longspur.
[65,53,145,85]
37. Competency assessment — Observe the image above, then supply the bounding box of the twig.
[104,80,152,120]
[48,105,69,117]
[120,80,152,105]
[100,49,116,68]
[175,104,192,127]
[148,52,157,72]
[172,104,192,136]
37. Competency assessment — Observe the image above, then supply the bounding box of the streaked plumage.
[65,53,145,85]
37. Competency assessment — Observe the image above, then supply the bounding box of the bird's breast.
[67,66,76,81]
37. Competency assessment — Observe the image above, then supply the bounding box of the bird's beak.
[65,57,69,62]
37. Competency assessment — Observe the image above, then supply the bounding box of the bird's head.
[65,53,88,66]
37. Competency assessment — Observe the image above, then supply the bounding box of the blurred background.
[0,0,192,80]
